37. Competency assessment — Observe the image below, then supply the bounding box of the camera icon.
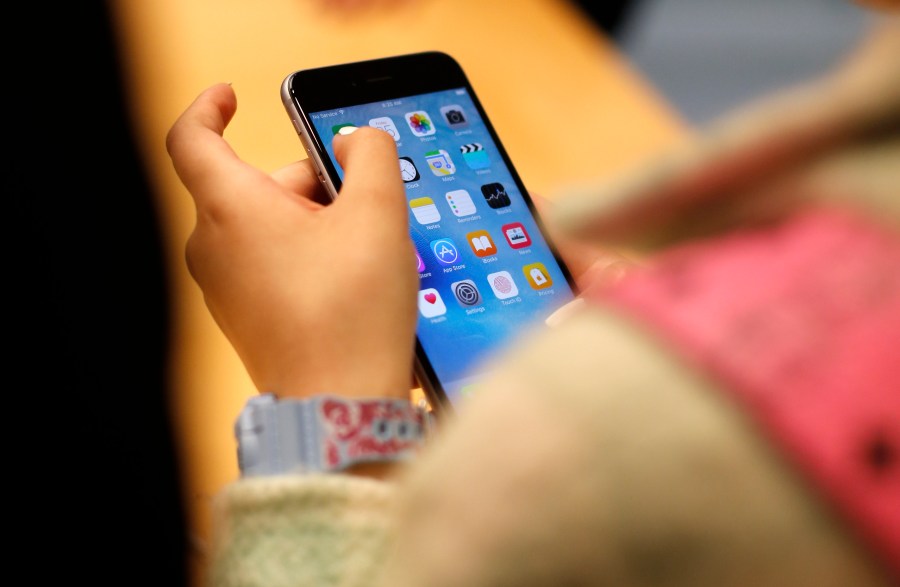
[440,105,468,128]
[445,110,464,124]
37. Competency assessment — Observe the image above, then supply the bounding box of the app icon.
[425,150,457,176]
[409,197,441,224]
[466,229,497,257]
[405,111,436,136]
[368,117,400,141]
[418,288,447,318]
[480,182,511,209]
[415,250,426,273]
[445,189,476,217]
[440,104,468,127]
[460,143,490,170]
[331,123,357,136]
[502,222,531,249]
[451,279,482,307]
[487,271,519,299]
[430,238,460,266]
[399,157,420,182]
[523,263,553,289]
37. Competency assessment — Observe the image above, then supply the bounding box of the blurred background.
[24,1,883,586]
[617,0,873,123]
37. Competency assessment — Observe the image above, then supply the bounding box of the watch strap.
[235,393,427,476]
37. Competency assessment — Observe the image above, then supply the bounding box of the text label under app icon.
[451,279,482,307]
[523,262,553,289]
[430,238,460,266]
[405,111,435,136]
[409,197,441,224]
[481,182,511,209]
[418,288,446,317]
[466,229,497,257]
[487,271,519,299]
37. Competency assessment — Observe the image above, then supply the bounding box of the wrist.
[269,373,413,401]
[253,356,414,402]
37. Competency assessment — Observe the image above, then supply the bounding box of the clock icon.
[399,156,420,183]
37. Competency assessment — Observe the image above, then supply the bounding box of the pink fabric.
[589,206,900,581]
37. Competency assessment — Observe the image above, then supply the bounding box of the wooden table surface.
[110,0,687,584]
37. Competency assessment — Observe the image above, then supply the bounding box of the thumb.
[331,126,407,229]
[166,83,248,205]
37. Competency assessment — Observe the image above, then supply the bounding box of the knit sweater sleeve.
[207,474,399,587]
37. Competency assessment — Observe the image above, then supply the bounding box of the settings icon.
[451,279,482,306]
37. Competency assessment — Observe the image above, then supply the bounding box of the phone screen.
[284,53,577,410]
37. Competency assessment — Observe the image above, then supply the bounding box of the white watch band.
[235,393,427,476]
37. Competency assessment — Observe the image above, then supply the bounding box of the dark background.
[11,2,187,584]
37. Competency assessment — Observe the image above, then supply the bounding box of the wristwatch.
[235,393,427,476]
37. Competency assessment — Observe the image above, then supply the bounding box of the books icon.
[466,229,497,257]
